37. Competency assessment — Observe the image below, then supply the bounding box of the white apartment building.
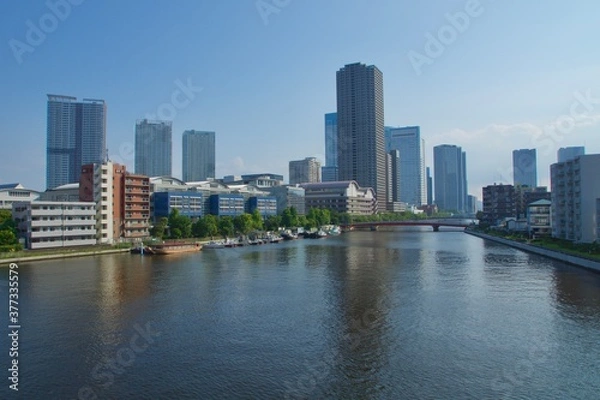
[13,201,96,249]
[551,154,600,243]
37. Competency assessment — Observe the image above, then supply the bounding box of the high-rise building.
[513,149,537,187]
[336,63,386,207]
[426,167,433,205]
[322,112,338,182]
[385,126,427,206]
[557,146,585,163]
[135,119,172,177]
[46,95,106,189]
[289,157,321,185]
[434,144,467,213]
[386,150,401,203]
[182,130,216,182]
[482,184,516,226]
[551,154,600,243]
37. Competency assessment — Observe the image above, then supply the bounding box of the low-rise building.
[209,194,245,216]
[153,191,203,221]
[13,201,96,249]
[527,199,552,238]
[0,183,40,209]
[264,185,305,215]
[39,183,80,202]
[123,174,151,240]
[301,181,376,215]
[248,196,277,217]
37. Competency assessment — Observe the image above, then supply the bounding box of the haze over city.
[3,0,600,196]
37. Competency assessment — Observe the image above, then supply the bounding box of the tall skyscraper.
[426,167,433,205]
[434,144,467,213]
[557,146,585,163]
[46,94,106,189]
[322,112,338,182]
[513,149,537,187]
[336,62,386,205]
[182,130,216,182]
[135,119,172,177]
[386,150,401,203]
[289,157,321,185]
[385,126,427,206]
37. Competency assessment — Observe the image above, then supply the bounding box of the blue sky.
[2,0,600,198]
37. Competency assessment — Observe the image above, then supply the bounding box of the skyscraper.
[434,144,467,213]
[289,157,321,185]
[426,167,433,205]
[385,126,427,206]
[46,95,106,189]
[135,119,172,177]
[557,146,585,163]
[182,130,216,182]
[386,150,401,203]
[513,149,537,187]
[322,112,338,182]
[336,62,386,206]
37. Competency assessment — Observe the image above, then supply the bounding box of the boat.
[203,240,225,249]
[269,236,283,243]
[305,230,328,239]
[281,231,298,240]
[148,242,202,255]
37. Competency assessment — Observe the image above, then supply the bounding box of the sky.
[2,0,600,199]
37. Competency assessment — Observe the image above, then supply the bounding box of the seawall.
[465,230,600,274]
[0,248,131,266]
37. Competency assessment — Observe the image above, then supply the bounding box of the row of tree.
[0,210,23,252]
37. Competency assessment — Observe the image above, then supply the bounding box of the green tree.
[0,230,17,246]
[234,213,254,235]
[251,209,264,231]
[264,215,281,231]
[168,209,192,239]
[281,207,299,228]
[218,216,235,238]
[150,217,168,240]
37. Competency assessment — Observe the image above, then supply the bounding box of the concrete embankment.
[0,248,132,266]
[465,230,600,273]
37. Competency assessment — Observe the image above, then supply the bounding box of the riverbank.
[465,230,600,273]
[0,247,132,266]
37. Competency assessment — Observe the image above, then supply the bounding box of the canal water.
[2,229,600,399]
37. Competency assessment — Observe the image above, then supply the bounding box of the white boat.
[204,240,225,249]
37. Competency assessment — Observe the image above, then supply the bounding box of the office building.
[385,126,427,206]
[0,184,40,209]
[557,146,585,163]
[182,130,216,182]
[513,149,537,187]
[46,95,106,189]
[135,119,172,177]
[322,112,338,182]
[434,145,467,213]
[301,181,376,215]
[386,150,401,204]
[289,157,321,185]
[265,185,306,215]
[12,201,96,249]
[426,167,433,205]
[153,191,204,221]
[336,63,386,205]
[551,154,600,243]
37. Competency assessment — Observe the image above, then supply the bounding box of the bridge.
[341,219,477,232]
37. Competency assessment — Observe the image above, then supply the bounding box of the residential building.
[265,185,306,215]
[123,174,151,240]
[153,191,204,221]
[0,184,40,209]
[301,181,376,215]
[513,149,537,187]
[385,126,427,206]
[248,197,278,217]
[135,119,172,177]
[482,184,516,226]
[434,144,467,213]
[182,130,215,182]
[557,146,585,163]
[467,195,478,216]
[46,95,106,189]
[551,154,600,243]
[322,112,338,182]
[289,157,321,185]
[336,62,386,206]
[527,199,552,238]
[13,201,96,249]
[515,186,552,218]
[386,149,401,207]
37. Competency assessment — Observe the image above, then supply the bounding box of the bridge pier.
[432,225,440,232]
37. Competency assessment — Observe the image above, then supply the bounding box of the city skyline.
[182,130,216,182]
[3,1,600,196]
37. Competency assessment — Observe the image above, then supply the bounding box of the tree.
[281,207,298,228]
[251,209,264,231]
[234,213,254,235]
[264,215,281,231]
[150,217,168,240]
[193,215,219,238]
[218,216,235,238]
[168,209,192,239]
[0,230,17,246]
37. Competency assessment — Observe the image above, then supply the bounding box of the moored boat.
[148,242,202,255]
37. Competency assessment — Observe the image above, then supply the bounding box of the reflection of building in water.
[552,269,600,317]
